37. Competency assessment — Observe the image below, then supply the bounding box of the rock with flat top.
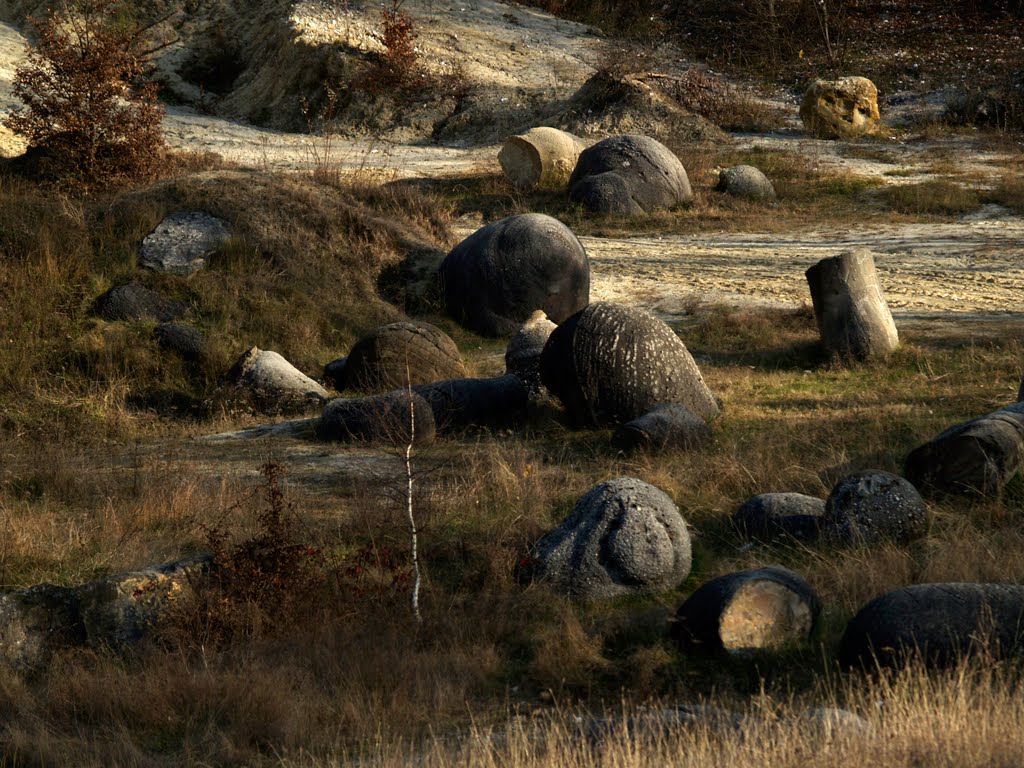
[499,127,585,190]
[139,211,230,276]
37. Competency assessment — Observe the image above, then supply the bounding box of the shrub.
[3,0,167,189]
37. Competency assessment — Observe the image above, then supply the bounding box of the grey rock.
[438,213,590,336]
[139,211,230,276]
[568,134,693,216]
[225,347,329,415]
[344,321,467,392]
[673,566,820,655]
[505,310,557,394]
[823,470,928,545]
[317,389,436,445]
[612,403,712,453]
[732,493,825,542]
[154,322,206,363]
[904,401,1024,497]
[412,374,528,433]
[839,582,1024,669]
[715,165,776,201]
[531,477,691,601]
[540,302,719,427]
[95,282,185,322]
[0,584,83,671]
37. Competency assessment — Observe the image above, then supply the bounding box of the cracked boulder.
[0,585,83,671]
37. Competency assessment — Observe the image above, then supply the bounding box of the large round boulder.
[498,127,585,190]
[839,583,1024,669]
[317,389,437,445]
[540,302,719,427]
[732,493,825,542]
[568,134,693,216]
[800,77,880,139]
[438,213,590,337]
[343,321,467,392]
[530,477,691,601]
[822,470,927,545]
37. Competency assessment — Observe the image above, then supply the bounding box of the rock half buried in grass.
[672,566,820,654]
[318,389,436,445]
[806,249,898,363]
[540,302,719,427]
[505,310,557,394]
[568,134,693,216]
[822,470,928,545]
[733,492,825,542]
[412,374,528,433]
[438,213,590,337]
[839,582,1024,669]
[139,211,230,276]
[498,126,585,190]
[612,403,712,453]
[343,321,467,393]
[94,282,185,323]
[904,402,1024,497]
[800,77,880,139]
[531,477,691,601]
[154,322,206,363]
[715,165,776,201]
[0,584,83,671]
[225,347,329,415]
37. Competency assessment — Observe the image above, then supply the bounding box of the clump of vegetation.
[663,69,784,132]
[884,179,982,216]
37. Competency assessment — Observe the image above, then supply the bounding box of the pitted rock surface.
[715,165,776,201]
[225,346,328,415]
[139,211,230,276]
[95,282,185,323]
[823,470,927,545]
[732,492,825,541]
[800,77,880,139]
[438,213,590,336]
[344,321,467,392]
[612,403,712,453]
[505,310,557,394]
[540,301,719,427]
[318,389,436,444]
[531,477,691,601]
[568,134,692,216]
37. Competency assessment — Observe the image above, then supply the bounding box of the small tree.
[4,0,167,188]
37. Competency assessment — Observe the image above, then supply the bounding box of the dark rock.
[438,213,590,336]
[344,321,467,392]
[732,493,825,542]
[412,374,528,433]
[612,403,712,453]
[540,302,719,427]
[531,477,691,601]
[505,310,557,394]
[323,357,348,391]
[0,584,83,671]
[154,322,206,362]
[317,389,437,445]
[839,582,1024,669]
[568,134,692,216]
[224,347,328,415]
[715,165,776,201]
[672,566,820,654]
[139,211,230,276]
[904,402,1024,497]
[95,282,185,323]
[822,470,928,545]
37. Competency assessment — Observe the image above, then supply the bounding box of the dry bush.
[662,69,783,132]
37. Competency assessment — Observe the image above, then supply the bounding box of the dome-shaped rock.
[715,165,776,201]
[823,470,927,545]
[343,321,466,392]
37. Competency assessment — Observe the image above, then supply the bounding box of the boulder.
[139,211,230,276]
[805,249,898,362]
[531,477,691,601]
[612,403,712,453]
[822,470,927,545]
[800,77,880,139]
[540,302,719,427]
[672,566,820,654]
[94,282,185,323]
[438,213,590,337]
[839,582,1024,669]
[715,165,776,201]
[505,310,557,394]
[323,357,348,391]
[154,322,206,363]
[568,134,693,216]
[0,585,83,671]
[317,389,436,445]
[225,347,328,415]
[498,127,585,190]
[904,402,1024,497]
[343,321,467,392]
[412,374,528,433]
[732,493,825,542]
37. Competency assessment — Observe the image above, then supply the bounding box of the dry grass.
[883,179,982,216]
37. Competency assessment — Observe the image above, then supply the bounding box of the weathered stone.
[439,213,590,337]
[344,321,467,393]
[95,282,185,323]
[154,322,206,363]
[612,403,712,453]
[531,477,691,601]
[839,582,1024,669]
[0,585,83,671]
[905,402,1024,497]
[800,77,880,139]
[225,347,329,415]
[673,566,820,654]
[323,357,348,391]
[317,389,436,445]
[499,127,585,190]
[805,249,898,362]
[412,374,528,433]
[732,493,825,542]
[139,211,230,276]
[715,165,776,201]
[823,470,928,545]
[505,310,557,394]
[540,302,719,427]
[568,134,693,216]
